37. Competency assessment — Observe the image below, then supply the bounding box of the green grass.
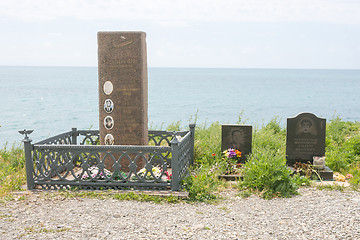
[315,183,347,192]
[44,190,183,204]
[0,143,26,197]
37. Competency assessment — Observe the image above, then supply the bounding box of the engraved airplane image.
[113,40,133,48]
[113,35,133,48]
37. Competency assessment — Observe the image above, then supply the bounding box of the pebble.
[0,187,359,239]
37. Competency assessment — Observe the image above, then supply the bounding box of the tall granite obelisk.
[98,31,148,170]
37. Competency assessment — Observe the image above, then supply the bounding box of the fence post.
[71,128,77,145]
[19,130,35,190]
[189,123,196,165]
[171,136,180,191]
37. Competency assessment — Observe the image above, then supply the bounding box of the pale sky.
[1,0,360,69]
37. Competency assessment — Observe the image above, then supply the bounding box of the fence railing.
[20,124,195,191]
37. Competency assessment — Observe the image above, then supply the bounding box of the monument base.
[218,174,242,181]
[317,166,333,180]
[289,165,333,181]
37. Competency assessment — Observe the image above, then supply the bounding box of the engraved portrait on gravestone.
[221,125,252,163]
[296,118,317,138]
[104,134,114,145]
[229,129,245,150]
[104,116,114,130]
[104,99,114,113]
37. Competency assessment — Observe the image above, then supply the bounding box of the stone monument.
[221,125,252,163]
[98,31,148,170]
[286,112,332,179]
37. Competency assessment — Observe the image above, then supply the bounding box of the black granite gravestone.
[286,113,326,166]
[221,125,252,163]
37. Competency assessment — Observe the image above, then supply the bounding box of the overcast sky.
[1,0,359,69]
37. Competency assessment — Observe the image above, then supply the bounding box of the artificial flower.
[346,173,353,180]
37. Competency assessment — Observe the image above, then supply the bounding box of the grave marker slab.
[221,125,252,163]
[286,112,326,166]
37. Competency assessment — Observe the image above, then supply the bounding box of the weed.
[292,174,312,187]
[193,122,222,166]
[218,206,231,214]
[325,116,360,172]
[19,226,70,237]
[53,190,182,204]
[0,212,12,219]
[239,149,298,199]
[0,143,26,197]
[236,190,251,198]
[316,183,346,192]
[182,164,226,203]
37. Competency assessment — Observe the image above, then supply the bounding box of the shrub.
[326,116,349,145]
[325,116,360,172]
[239,149,298,199]
[344,135,360,159]
[347,162,360,188]
[182,164,225,202]
[291,174,312,187]
[264,116,284,135]
[325,148,351,172]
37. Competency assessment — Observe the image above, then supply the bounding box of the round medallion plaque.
[104,134,114,145]
[103,81,113,95]
[104,99,114,113]
[104,116,114,130]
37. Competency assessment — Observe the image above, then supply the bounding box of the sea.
[1,66,359,147]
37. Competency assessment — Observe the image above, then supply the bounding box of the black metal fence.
[21,124,195,191]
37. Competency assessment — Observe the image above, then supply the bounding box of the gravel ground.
[1,187,360,240]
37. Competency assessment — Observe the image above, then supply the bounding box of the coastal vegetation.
[0,143,26,197]
[1,116,360,201]
[182,115,360,201]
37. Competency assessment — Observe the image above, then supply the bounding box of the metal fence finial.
[18,129,34,141]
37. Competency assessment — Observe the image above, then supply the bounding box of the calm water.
[1,66,359,146]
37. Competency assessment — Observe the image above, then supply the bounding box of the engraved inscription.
[293,138,318,155]
[103,58,139,69]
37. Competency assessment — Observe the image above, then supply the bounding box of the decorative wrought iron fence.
[20,124,195,191]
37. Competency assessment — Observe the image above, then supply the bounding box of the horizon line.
[0,65,359,71]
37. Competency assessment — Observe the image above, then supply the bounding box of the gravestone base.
[317,166,333,180]
[218,174,242,181]
[289,166,333,180]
